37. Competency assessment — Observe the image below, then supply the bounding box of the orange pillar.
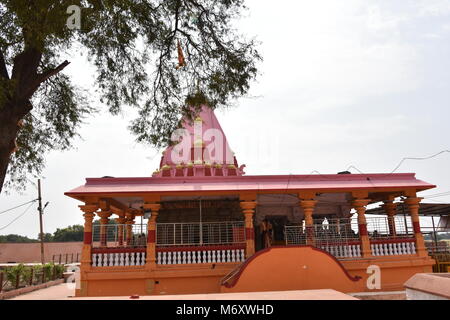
[78,204,98,297]
[352,199,372,258]
[300,200,317,246]
[125,212,135,246]
[115,216,127,246]
[382,201,397,237]
[144,203,161,268]
[240,201,257,258]
[404,197,427,257]
[97,210,111,247]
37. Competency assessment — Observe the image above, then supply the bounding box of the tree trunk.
[0,103,21,194]
[0,43,70,193]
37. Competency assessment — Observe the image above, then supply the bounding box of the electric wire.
[0,199,38,215]
[0,202,35,231]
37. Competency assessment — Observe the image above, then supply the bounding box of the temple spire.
[152,105,245,178]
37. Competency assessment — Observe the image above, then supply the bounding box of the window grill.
[91,223,147,248]
[156,221,245,247]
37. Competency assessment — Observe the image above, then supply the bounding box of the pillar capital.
[125,210,135,221]
[82,212,95,221]
[382,201,398,216]
[79,204,98,214]
[98,200,110,212]
[351,198,371,209]
[97,210,112,219]
[299,199,317,209]
[240,201,257,211]
[143,203,161,212]
[298,191,316,201]
[115,217,127,224]
[403,197,423,207]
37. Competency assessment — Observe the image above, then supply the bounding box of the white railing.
[285,224,362,259]
[317,243,362,258]
[370,240,416,256]
[91,250,146,267]
[156,221,245,246]
[156,246,246,265]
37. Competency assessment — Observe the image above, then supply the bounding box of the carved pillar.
[240,201,257,258]
[97,210,111,247]
[79,205,98,262]
[404,197,427,257]
[143,203,161,268]
[77,204,98,297]
[352,198,372,258]
[125,211,135,246]
[299,200,317,246]
[115,216,127,246]
[382,201,397,237]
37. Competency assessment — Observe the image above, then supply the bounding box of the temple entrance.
[255,215,288,250]
[266,216,287,245]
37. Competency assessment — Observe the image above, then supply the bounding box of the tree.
[0,233,38,242]
[41,232,54,242]
[52,224,84,242]
[0,0,261,193]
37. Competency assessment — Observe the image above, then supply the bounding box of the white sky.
[1,0,449,238]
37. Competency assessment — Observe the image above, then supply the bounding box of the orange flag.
[176,40,186,69]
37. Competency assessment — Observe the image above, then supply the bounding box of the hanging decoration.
[176,39,186,69]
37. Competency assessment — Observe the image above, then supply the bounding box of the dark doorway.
[266,215,288,245]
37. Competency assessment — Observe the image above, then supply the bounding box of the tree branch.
[37,60,70,84]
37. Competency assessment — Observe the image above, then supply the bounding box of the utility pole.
[38,179,45,265]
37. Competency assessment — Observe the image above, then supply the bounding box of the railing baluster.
[411,242,416,254]
[187,251,192,264]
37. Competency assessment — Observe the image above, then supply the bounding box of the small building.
[65,106,436,297]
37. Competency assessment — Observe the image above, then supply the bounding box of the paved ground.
[11,283,76,300]
[350,291,406,300]
[10,284,357,300]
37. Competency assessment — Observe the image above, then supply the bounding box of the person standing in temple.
[260,218,274,248]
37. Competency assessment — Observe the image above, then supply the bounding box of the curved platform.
[221,245,365,293]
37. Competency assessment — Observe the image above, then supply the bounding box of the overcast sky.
[1,0,449,238]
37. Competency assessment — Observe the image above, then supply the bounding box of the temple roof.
[153,105,245,178]
[65,173,435,200]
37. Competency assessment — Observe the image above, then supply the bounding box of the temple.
[65,105,436,297]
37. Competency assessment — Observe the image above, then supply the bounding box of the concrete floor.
[10,283,77,300]
[10,284,358,300]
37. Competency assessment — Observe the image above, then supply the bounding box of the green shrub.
[43,263,53,282]
[21,267,33,284]
[55,264,65,278]
[5,264,25,288]
[32,264,43,283]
